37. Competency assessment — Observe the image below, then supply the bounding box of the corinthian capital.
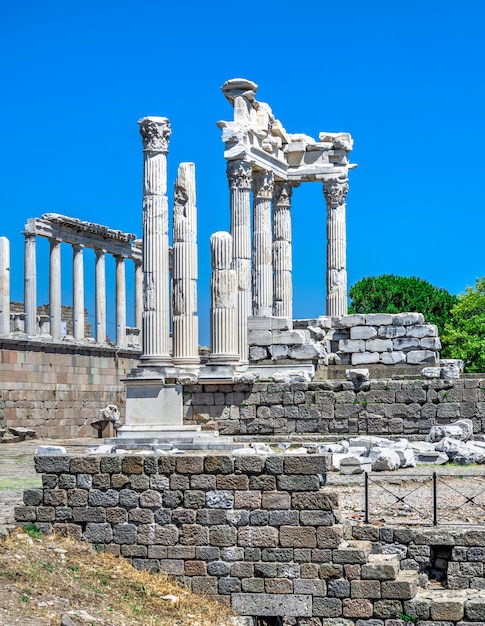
[138,116,171,152]
[226,159,252,190]
[323,176,349,208]
[273,181,296,207]
[252,170,274,199]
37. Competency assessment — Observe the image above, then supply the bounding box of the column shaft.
[252,170,274,317]
[227,159,252,362]
[49,238,62,340]
[134,260,143,333]
[139,116,171,363]
[0,237,10,335]
[95,249,106,344]
[24,232,37,336]
[210,232,239,360]
[72,244,84,340]
[323,176,349,317]
[172,162,199,364]
[115,255,126,347]
[273,181,294,320]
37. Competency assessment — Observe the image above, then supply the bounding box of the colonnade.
[19,215,142,346]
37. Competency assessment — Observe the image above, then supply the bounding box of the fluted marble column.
[272,181,294,320]
[172,162,199,365]
[49,238,62,340]
[252,170,274,317]
[95,248,106,343]
[210,232,239,361]
[0,237,10,335]
[138,116,171,363]
[24,232,37,336]
[323,175,349,317]
[115,254,126,347]
[227,159,252,362]
[134,260,143,334]
[72,244,84,340]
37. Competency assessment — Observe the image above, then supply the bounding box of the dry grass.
[0,526,238,625]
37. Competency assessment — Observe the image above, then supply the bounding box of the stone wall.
[0,337,140,437]
[249,313,441,368]
[183,378,485,438]
[15,452,485,624]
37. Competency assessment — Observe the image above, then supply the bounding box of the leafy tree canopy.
[441,277,485,372]
[348,274,458,335]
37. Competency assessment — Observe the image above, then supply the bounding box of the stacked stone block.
[16,453,485,624]
[183,377,485,438]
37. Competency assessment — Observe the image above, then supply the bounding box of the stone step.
[361,553,401,581]
[381,569,419,600]
[333,540,373,564]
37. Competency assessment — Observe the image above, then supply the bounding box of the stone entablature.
[15,453,485,624]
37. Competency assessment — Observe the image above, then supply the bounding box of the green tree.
[441,277,485,372]
[348,274,457,336]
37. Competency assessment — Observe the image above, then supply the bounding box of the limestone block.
[289,344,321,360]
[421,337,442,350]
[393,338,420,351]
[250,346,268,361]
[231,593,312,617]
[339,340,365,353]
[378,325,406,339]
[333,541,372,564]
[351,327,377,340]
[366,338,393,352]
[247,316,273,331]
[430,597,465,621]
[408,324,438,338]
[380,352,406,365]
[361,554,400,581]
[406,350,438,364]
[346,369,370,383]
[269,344,289,360]
[272,330,308,345]
[350,580,381,599]
[365,313,394,325]
[393,312,425,326]
[352,352,379,366]
[339,315,366,327]
[421,367,441,379]
[248,329,272,345]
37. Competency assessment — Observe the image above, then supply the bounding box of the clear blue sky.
[1,0,484,344]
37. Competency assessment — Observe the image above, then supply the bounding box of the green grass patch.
[0,478,42,490]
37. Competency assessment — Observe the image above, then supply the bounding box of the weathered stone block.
[327,578,351,598]
[466,598,485,621]
[431,598,465,621]
[35,456,70,474]
[292,491,339,510]
[237,526,279,547]
[277,475,321,491]
[317,525,343,548]
[319,563,344,579]
[351,580,381,599]
[280,526,317,548]
[83,522,112,543]
[342,599,373,618]
[112,523,137,544]
[333,541,372,564]
[361,554,400,580]
[209,524,237,547]
[312,597,343,617]
[232,593,312,617]
[234,490,261,509]
[283,455,332,475]
[381,571,418,599]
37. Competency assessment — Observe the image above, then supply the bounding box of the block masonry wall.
[183,378,485,438]
[15,453,485,624]
[0,338,140,437]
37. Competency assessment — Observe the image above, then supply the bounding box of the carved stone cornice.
[273,181,295,208]
[138,117,171,152]
[226,159,252,190]
[323,176,349,208]
[252,170,274,200]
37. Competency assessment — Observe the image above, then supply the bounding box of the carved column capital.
[226,159,252,190]
[138,116,171,152]
[323,176,349,208]
[252,170,274,199]
[273,181,296,207]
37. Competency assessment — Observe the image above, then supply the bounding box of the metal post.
[364,472,369,524]
[433,472,437,526]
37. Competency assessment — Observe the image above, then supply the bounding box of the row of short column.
[225,158,349,361]
[21,234,142,345]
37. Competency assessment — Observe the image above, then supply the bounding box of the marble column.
[272,181,294,320]
[323,175,349,317]
[172,162,199,365]
[49,238,62,340]
[24,232,37,336]
[138,116,171,363]
[252,170,274,317]
[115,254,126,347]
[227,159,252,362]
[134,260,143,334]
[95,248,106,344]
[0,237,10,335]
[210,232,239,361]
[72,244,84,340]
